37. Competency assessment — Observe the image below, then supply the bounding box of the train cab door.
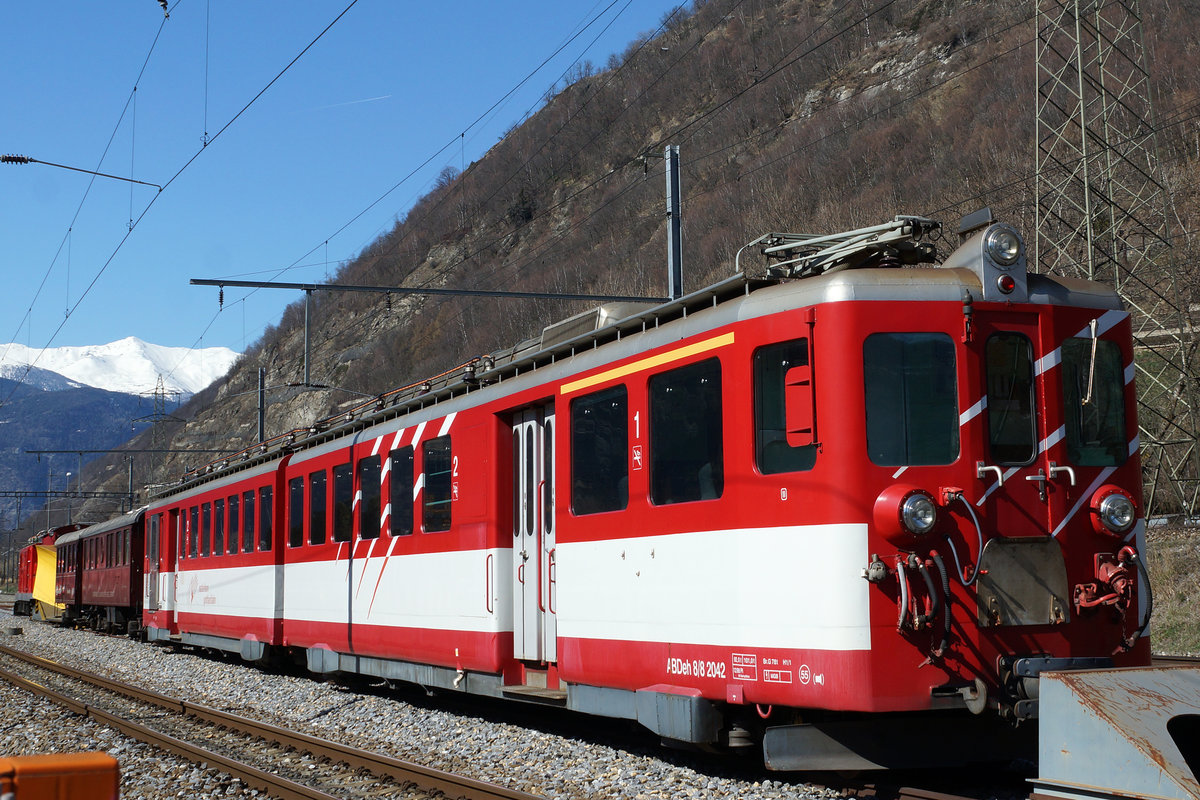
[512,405,557,663]
[972,311,1070,535]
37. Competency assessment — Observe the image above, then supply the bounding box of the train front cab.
[755,220,1150,768]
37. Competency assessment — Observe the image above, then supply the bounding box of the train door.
[166,507,180,621]
[146,513,160,612]
[972,311,1070,534]
[512,405,556,662]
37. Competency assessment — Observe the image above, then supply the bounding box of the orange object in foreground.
[0,752,119,800]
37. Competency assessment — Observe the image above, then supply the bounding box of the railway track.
[0,643,543,800]
[1151,653,1200,667]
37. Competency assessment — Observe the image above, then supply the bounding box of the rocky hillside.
[44,0,1200,525]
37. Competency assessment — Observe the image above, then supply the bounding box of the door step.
[501,685,568,705]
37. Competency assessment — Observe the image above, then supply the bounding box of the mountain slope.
[0,378,154,525]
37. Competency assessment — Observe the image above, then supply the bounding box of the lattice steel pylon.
[133,375,182,448]
[1035,0,1200,516]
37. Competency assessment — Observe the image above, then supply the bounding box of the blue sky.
[1,1,681,354]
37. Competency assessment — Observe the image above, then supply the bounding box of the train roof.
[56,506,147,546]
[157,213,1123,498]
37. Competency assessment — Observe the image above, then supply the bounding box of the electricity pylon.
[1034,0,1200,516]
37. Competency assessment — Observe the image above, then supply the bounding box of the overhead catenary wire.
[372,0,920,315]
[0,7,175,369]
[0,0,362,412]
[411,0,1198,355]
[234,0,657,295]
[159,1,664,385]
[218,0,936,374]
[283,0,750,313]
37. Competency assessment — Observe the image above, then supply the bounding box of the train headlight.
[874,485,939,544]
[985,227,1022,267]
[901,492,937,535]
[1090,485,1137,536]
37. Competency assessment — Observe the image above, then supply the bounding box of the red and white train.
[50,211,1156,769]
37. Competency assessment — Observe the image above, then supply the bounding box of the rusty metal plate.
[1033,666,1200,800]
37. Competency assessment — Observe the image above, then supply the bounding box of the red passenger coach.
[140,211,1152,770]
[56,510,144,633]
[144,460,284,660]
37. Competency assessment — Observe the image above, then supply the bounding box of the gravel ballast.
[0,612,837,800]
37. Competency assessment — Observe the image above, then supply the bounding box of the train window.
[333,463,353,542]
[228,495,240,554]
[389,447,414,536]
[358,455,382,539]
[543,417,554,536]
[149,515,160,564]
[288,477,305,548]
[512,430,520,534]
[190,506,199,558]
[1063,337,1128,466]
[524,427,535,533]
[309,470,327,545]
[754,339,818,474]
[242,490,256,552]
[650,358,724,505]
[258,486,273,551]
[199,503,211,554]
[201,503,212,557]
[863,333,959,466]
[570,384,628,515]
[423,436,452,533]
[986,333,1037,465]
[214,498,225,555]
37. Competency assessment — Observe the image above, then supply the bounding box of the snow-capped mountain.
[0,337,239,397]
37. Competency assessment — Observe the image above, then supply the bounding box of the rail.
[0,644,543,800]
